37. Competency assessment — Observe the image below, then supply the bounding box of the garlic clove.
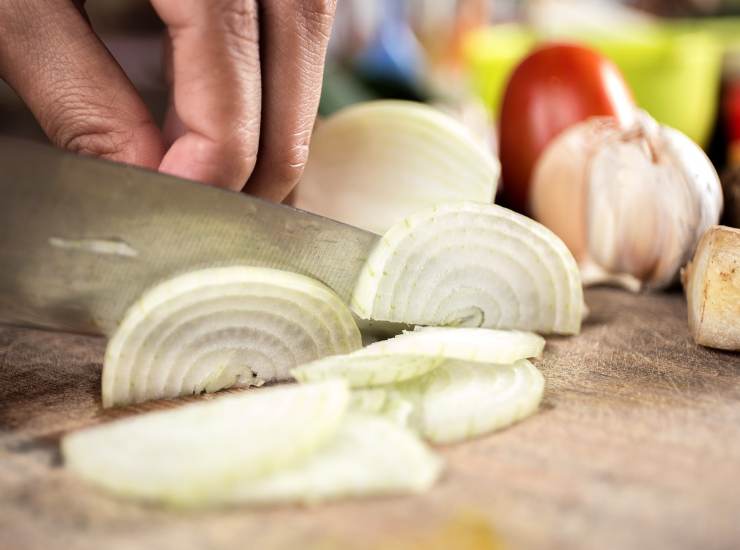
[530,117,624,263]
[659,125,725,256]
[588,135,691,286]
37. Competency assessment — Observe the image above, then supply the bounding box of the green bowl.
[462,24,724,146]
[461,25,536,120]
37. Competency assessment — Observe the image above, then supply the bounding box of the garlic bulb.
[530,111,723,290]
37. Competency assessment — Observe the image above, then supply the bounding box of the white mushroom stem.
[682,225,740,351]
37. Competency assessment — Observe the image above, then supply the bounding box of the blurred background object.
[462,11,726,147]
[319,0,740,230]
[1,0,739,223]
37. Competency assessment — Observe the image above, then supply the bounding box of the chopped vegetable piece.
[102,266,361,407]
[349,389,415,427]
[294,101,499,234]
[349,388,387,412]
[351,202,583,335]
[361,326,545,364]
[225,413,443,505]
[393,359,544,444]
[292,354,444,387]
[682,225,740,350]
[62,381,350,506]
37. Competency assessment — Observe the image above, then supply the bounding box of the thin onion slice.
[292,354,444,388]
[351,202,583,335]
[393,360,544,444]
[62,381,350,506]
[225,413,442,506]
[294,101,499,234]
[102,266,361,407]
[349,389,415,427]
[360,326,545,364]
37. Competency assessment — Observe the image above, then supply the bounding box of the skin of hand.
[0,0,336,200]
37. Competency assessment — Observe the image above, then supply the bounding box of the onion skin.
[499,43,635,213]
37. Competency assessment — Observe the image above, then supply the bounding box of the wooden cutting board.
[1,288,738,550]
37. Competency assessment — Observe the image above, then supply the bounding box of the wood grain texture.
[1,288,739,550]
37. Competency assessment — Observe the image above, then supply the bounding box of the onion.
[102,267,361,407]
[292,354,444,388]
[62,381,350,506]
[361,326,545,363]
[349,389,415,427]
[293,326,543,387]
[224,413,442,505]
[393,359,544,445]
[351,202,583,334]
[531,112,723,290]
[294,101,499,234]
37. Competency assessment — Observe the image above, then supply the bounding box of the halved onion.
[360,326,545,364]
[292,354,444,387]
[394,359,544,444]
[351,202,583,335]
[294,101,499,234]
[62,381,350,506]
[225,413,442,505]
[102,267,361,407]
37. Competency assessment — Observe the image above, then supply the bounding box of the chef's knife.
[0,137,379,336]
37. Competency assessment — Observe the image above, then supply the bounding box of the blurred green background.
[463,20,735,146]
[1,0,740,165]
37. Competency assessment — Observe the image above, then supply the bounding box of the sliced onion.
[102,267,361,407]
[225,413,442,505]
[394,359,544,444]
[349,389,415,427]
[351,202,583,335]
[292,354,444,388]
[294,101,499,234]
[62,381,350,506]
[360,326,545,364]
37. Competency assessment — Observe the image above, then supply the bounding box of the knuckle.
[211,0,260,69]
[218,0,258,41]
[62,129,123,158]
[273,142,311,185]
[300,0,337,20]
[292,0,335,47]
[42,88,145,160]
[47,106,117,158]
[226,133,259,180]
[299,0,336,38]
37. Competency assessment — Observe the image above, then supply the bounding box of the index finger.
[151,0,261,190]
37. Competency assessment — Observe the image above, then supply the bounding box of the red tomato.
[498,43,635,213]
[726,80,740,166]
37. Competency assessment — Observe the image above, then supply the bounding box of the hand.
[0,0,336,200]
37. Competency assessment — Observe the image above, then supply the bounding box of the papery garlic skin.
[531,112,723,290]
[661,125,725,255]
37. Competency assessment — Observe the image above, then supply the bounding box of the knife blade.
[0,137,379,336]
